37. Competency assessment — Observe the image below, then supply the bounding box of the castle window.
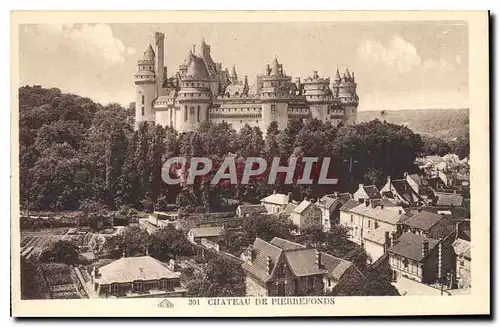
[141,95,145,105]
[141,106,144,116]
[197,106,200,122]
[184,106,188,121]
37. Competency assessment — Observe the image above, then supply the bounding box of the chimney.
[266,256,273,274]
[359,183,364,191]
[122,250,126,258]
[273,190,277,194]
[334,191,339,197]
[422,240,429,258]
[404,172,408,179]
[387,176,392,191]
[304,197,308,202]
[145,247,149,256]
[313,70,319,79]
[287,192,292,203]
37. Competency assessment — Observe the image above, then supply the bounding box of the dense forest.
[358,109,469,140]
[19,85,469,213]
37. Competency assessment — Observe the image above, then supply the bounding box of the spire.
[271,56,280,76]
[345,66,351,79]
[335,67,341,82]
[143,44,155,61]
[231,64,238,83]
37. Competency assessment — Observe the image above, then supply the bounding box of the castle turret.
[154,32,165,95]
[243,75,249,96]
[175,56,212,132]
[134,45,157,130]
[333,66,359,125]
[259,57,291,131]
[303,70,339,124]
[230,65,238,84]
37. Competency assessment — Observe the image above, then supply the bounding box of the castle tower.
[175,56,212,132]
[134,45,157,130]
[259,57,291,131]
[302,70,335,123]
[334,66,359,125]
[154,32,165,94]
[230,65,238,84]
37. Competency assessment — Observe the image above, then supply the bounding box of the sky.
[18,22,469,111]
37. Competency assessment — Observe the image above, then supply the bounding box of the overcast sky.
[18,22,468,111]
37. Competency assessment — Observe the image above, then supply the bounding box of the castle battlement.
[134,33,359,132]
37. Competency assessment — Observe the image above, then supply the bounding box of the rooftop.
[387,233,439,262]
[97,256,179,284]
[293,200,313,214]
[189,226,224,238]
[261,193,289,205]
[237,204,267,215]
[435,193,464,207]
[349,203,405,225]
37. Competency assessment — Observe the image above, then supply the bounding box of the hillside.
[358,109,469,140]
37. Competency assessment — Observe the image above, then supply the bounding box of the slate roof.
[364,227,392,245]
[293,200,313,214]
[285,249,328,277]
[403,211,444,231]
[261,193,289,205]
[408,174,423,185]
[189,226,224,238]
[321,253,361,280]
[387,233,439,262]
[241,238,282,283]
[237,204,267,215]
[317,195,337,209]
[339,199,360,212]
[348,203,405,225]
[98,256,178,284]
[435,193,464,207]
[390,179,423,204]
[338,193,352,202]
[270,237,305,251]
[363,185,382,199]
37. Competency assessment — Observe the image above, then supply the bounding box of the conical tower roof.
[143,44,155,61]
[271,56,280,76]
[335,68,341,81]
[344,66,351,79]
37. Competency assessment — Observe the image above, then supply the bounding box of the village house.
[289,199,322,235]
[187,226,224,244]
[315,193,352,231]
[380,176,424,207]
[339,199,404,246]
[236,204,268,217]
[241,237,360,296]
[353,184,382,203]
[387,232,456,288]
[91,255,187,298]
[260,192,291,214]
[452,237,471,289]
[399,210,455,240]
[434,192,464,207]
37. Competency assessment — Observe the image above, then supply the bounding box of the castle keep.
[134,32,359,132]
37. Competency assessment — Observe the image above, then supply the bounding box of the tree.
[186,256,245,297]
[103,226,151,258]
[148,225,194,261]
[39,240,79,265]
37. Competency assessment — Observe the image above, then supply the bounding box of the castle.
[134,32,359,132]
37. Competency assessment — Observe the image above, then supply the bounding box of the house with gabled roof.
[241,237,361,296]
[92,255,187,298]
[315,193,352,231]
[380,176,424,207]
[387,232,455,287]
[353,184,382,203]
[236,204,268,217]
[399,210,455,240]
[289,199,322,235]
[260,191,291,214]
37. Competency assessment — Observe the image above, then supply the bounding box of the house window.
[368,220,371,228]
[308,276,314,292]
[184,106,188,121]
[110,283,119,295]
[133,280,143,293]
[278,283,285,296]
[328,278,332,288]
[277,264,286,277]
[350,215,354,223]
[158,279,170,290]
[403,258,409,269]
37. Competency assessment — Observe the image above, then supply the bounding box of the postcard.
[11,10,489,317]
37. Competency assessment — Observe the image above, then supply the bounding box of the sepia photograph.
[10,11,489,317]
